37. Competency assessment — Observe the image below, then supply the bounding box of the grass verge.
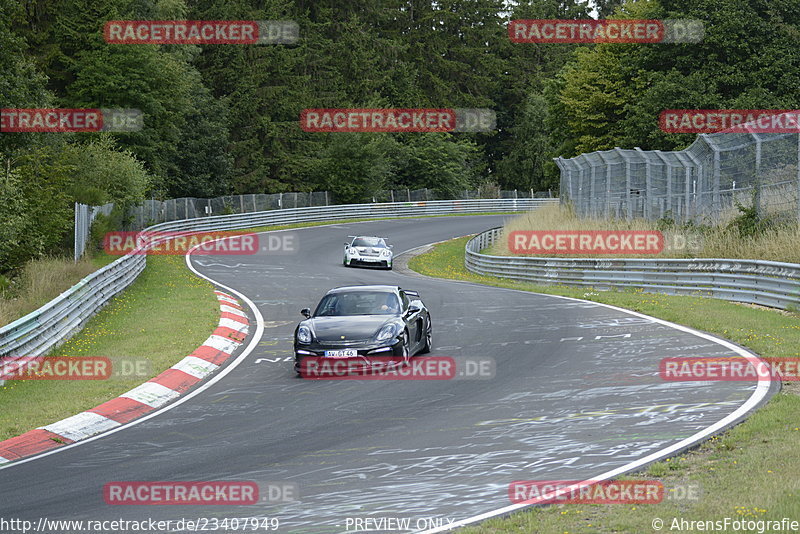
[408,236,800,533]
[0,254,117,327]
[0,253,219,440]
[491,203,800,262]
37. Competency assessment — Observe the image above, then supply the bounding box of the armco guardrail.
[0,198,557,379]
[466,227,800,311]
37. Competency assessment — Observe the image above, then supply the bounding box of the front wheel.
[401,331,411,363]
[420,318,432,354]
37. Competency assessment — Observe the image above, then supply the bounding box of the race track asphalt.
[0,215,776,533]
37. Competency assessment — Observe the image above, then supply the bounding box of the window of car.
[352,237,386,248]
[399,291,411,311]
[315,291,401,316]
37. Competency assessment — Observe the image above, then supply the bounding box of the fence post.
[635,147,652,220]
[407,188,411,202]
[614,148,633,219]
[325,191,329,206]
[577,161,586,216]
[683,150,702,224]
[653,150,672,218]
[596,151,612,218]
[701,134,722,222]
[73,202,80,263]
[754,134,762,219]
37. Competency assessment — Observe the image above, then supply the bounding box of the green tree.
[308,134,398,204]
[392,134,481,198]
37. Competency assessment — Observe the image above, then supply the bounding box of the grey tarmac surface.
[0,215,776,533]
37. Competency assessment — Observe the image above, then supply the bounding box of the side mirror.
[301,308,311,318]
[407,304,421,314]
[389,244,394,248]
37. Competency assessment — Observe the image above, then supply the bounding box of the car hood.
[308,315,396,342]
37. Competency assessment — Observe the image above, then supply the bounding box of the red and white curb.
[0,290,248,465]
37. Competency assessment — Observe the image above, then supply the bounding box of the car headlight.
[375,323,398,342]
[381,249,391,257]
[297,325,312,344]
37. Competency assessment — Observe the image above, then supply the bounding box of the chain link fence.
[74,188,555,259]
[124,191,333,230]
[371,188,553,203]
[123,189,553,231]
[73,202,114,262]
[556,118,800,225]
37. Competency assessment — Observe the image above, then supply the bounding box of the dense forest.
[2,0,800,273]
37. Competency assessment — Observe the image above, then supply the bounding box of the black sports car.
[294,285,432,376]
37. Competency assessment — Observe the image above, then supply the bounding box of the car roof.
[350,236,386,240]
[327,285,399,294]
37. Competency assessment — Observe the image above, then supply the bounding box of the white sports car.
[343,236,393,269]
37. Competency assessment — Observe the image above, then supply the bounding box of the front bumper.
[294,339,405,376]
[345,255,392,268]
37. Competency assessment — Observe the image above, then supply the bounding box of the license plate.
[325,349,358,358]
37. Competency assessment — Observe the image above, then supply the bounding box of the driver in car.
[379,294,400,313]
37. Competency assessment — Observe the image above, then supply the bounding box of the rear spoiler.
[403,290,420,298]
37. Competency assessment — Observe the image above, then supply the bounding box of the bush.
[727,193,776,238]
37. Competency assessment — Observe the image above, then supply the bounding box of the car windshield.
[352,237,386,248]
[315,291,401,316]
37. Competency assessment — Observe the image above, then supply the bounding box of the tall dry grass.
[492,203,800,263]
[0,257,99,327]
